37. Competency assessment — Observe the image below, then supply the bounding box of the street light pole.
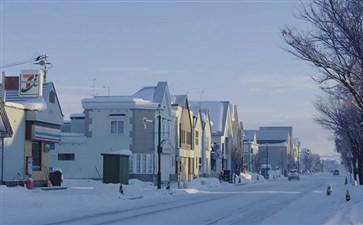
[266,143,269,179]
[157,114,162,189]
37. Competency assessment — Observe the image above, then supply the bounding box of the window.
[129,155,133,173]
[147,155,153,173]
[142,155,147,173]
[49,91,55,103]
[186,131,192,145]
[32,142,42,171]
[111,120,124,134]
[134,154,154,174]
[58,153,75,161]
[136,154,141,173]
[195,131,199,146]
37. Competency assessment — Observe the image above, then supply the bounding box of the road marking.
[198,190,301,194]
[312,190,323,194]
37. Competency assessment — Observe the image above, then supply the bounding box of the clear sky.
[0,0,337,158]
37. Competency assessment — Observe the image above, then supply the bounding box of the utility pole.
[157,113,162,189]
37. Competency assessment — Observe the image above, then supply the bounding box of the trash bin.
[49,170,63,186]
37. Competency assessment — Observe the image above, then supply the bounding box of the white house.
[51,82,175,184]
[190,101,234,174]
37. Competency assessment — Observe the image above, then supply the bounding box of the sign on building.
[19,70,43,97]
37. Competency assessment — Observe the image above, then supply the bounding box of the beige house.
[171,95,194,182]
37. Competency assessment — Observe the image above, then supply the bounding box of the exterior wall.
[25,88,63,126]
[70,117,85,133]
[2,106,26,181]
[203,114,212,175]
[131,109,154,154]
[51,139,90,179]
[258,144,287,175]
[192,113,202,177]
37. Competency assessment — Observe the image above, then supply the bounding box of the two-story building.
[51,82,175,184]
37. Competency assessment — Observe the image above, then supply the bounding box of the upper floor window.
[49,91,55,103]
[195,131,199,146]
[111,120,124,134]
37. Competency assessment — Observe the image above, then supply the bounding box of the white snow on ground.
[1,173,362,225]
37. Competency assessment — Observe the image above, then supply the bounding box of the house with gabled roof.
[52,82,175,184]
[0,70,63,186]
[190,101,234,174]
[190,105,212,176]
[171,95,195,182]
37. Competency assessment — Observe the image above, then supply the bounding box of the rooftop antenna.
[92,78,96,97]
[199,90,204,108]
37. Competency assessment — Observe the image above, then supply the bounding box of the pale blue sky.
[0,0,337,157]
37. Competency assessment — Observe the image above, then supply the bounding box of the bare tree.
[282,0,363,184]
[314,96,361,182]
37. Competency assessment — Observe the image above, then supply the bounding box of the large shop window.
[111,120,124,134]
[32,142,42,171]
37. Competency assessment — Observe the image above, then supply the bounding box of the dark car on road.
[333,169,340,176]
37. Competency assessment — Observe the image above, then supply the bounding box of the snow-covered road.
[35,175,342,225]
[3,174,361,225]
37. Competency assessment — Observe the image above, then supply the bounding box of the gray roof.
[171,95,187,106]
[255,126,292,144]
[190,100,230,135]
[133,81,168,105]
[0,82,53,103]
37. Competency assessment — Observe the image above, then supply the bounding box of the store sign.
[33,125,61,142]
[19,70,43,96]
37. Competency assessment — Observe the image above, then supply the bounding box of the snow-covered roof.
[81,96,159,110]
[70,113,85,118]
[133,86,156,102]
[190,101,229,135]
[171,95,187,106]
[1,82,51,111]
[60,132,87,144]
[5,97,47,111]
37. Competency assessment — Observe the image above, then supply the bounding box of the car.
[333,169,340,176]
[288,169,300,181]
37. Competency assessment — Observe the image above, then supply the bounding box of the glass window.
[142,154,147,173]
[49,91,55,103]
[136,154,141,173]
[147,154,153,173]
[32,142,42,171]
[196,131,199,146]
[129,155,133,173]
[58,153,75,161]
[111,120,124,134]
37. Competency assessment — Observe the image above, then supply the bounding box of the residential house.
[190,105,212,176]
[230,105,244,174]
[190,101,234,174]
[1,70,63,186]
[171,95,194,182]
[51,82,175,184]
[243,130,259,173]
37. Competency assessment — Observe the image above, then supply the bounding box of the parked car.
[288,169,300,181]
[333,169,340,176]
